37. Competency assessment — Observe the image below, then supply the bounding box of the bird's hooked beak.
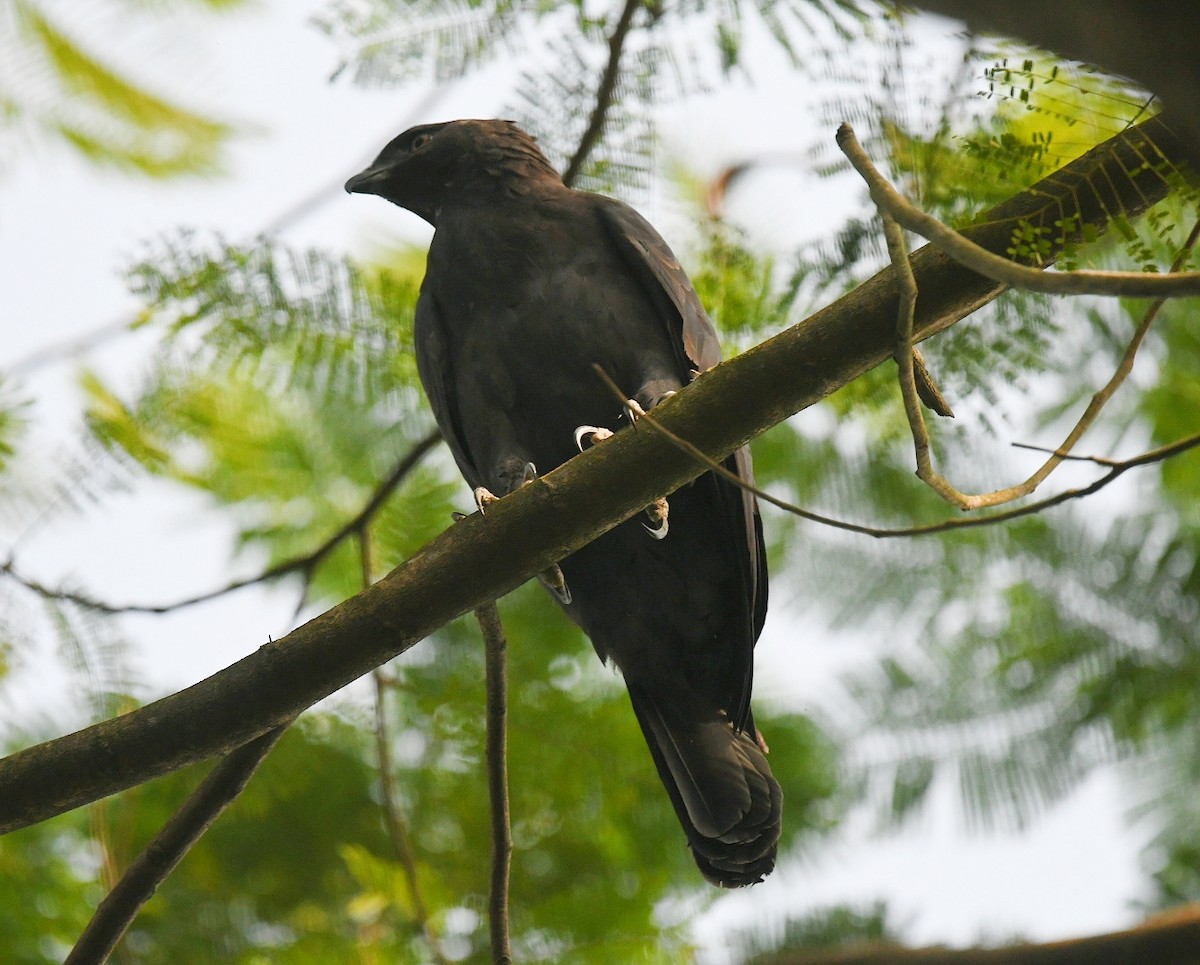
[344,163,389,196]
[345,158,437,225]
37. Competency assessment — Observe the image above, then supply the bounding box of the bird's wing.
[413,288,483,489]
[596,195,768,651]
[593,196,723,374]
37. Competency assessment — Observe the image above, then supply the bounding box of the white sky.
[0,1,1150,960]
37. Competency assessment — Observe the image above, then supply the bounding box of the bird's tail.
[627,683,782,887]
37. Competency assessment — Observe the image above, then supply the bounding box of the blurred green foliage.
[0,0,240,176]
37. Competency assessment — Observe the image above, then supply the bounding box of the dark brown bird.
[345,119,781,886]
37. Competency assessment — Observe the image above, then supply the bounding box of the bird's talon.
[520,461,538,485]
[538,564,572,604]
[473,487,499,514]
[623,399,648,425]
[451,510,467,522]
[641,496,669,539]
[574,425,614,452]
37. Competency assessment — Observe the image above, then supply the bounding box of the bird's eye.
[411,133,432,151]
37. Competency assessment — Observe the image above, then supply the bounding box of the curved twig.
[593,364,1200,539]
[847,115,1200,510]
[1,429,441,615]
[837,122,1200,297]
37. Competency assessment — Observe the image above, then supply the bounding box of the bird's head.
[344,119,562,225]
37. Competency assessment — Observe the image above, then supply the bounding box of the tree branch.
[837,123,1200,297]
[561,0,641,188]
[1,429,441,615]
[593,366,1200,538]
[63,725,288,965]
[841,121,1200,510]
[476,602,512,965]
[759,904,1200,964]
[0,115,1184,836]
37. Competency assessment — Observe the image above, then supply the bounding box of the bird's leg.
[621,390,676,428]
[504,460,573,602]
[458,462,573,604]
[537,563,572,604]
[621,398,648,427]
[623,390,677,539]
[575,392,675,539]
[476,460,536,512]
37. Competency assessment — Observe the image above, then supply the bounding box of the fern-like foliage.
[84,235,452,592]
[320,0,872,198]
[126,233,422,410]
[736,900,902,963]
[316,0,541,85]
[0,376,29,478]
[0,0,237,176]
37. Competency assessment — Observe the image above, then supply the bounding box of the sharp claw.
[451,510,467,522]
[538,564,572,604]
[473,487,499,514]
[641,497,669,540]
[624,399,648,425]
[521,462,538,485]
[574,425,614,451]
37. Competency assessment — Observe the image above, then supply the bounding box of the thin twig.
[475,601,512,965]
[371,676,448,963]
[882,204,970,505]
[591,364,1200,538]
[360,528,449,965]
[843,118,1200,509]
[1,429,441,615]
[561,0,642,188]
[907,213,1196,508]
[1010,441,1122,467]
[912,347,955,417]
[836,122,1200,297]
[64,725,288,965]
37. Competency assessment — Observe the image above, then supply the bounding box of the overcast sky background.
[1,1,1150,960]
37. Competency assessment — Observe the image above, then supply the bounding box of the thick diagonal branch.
[0,115,1184,836]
